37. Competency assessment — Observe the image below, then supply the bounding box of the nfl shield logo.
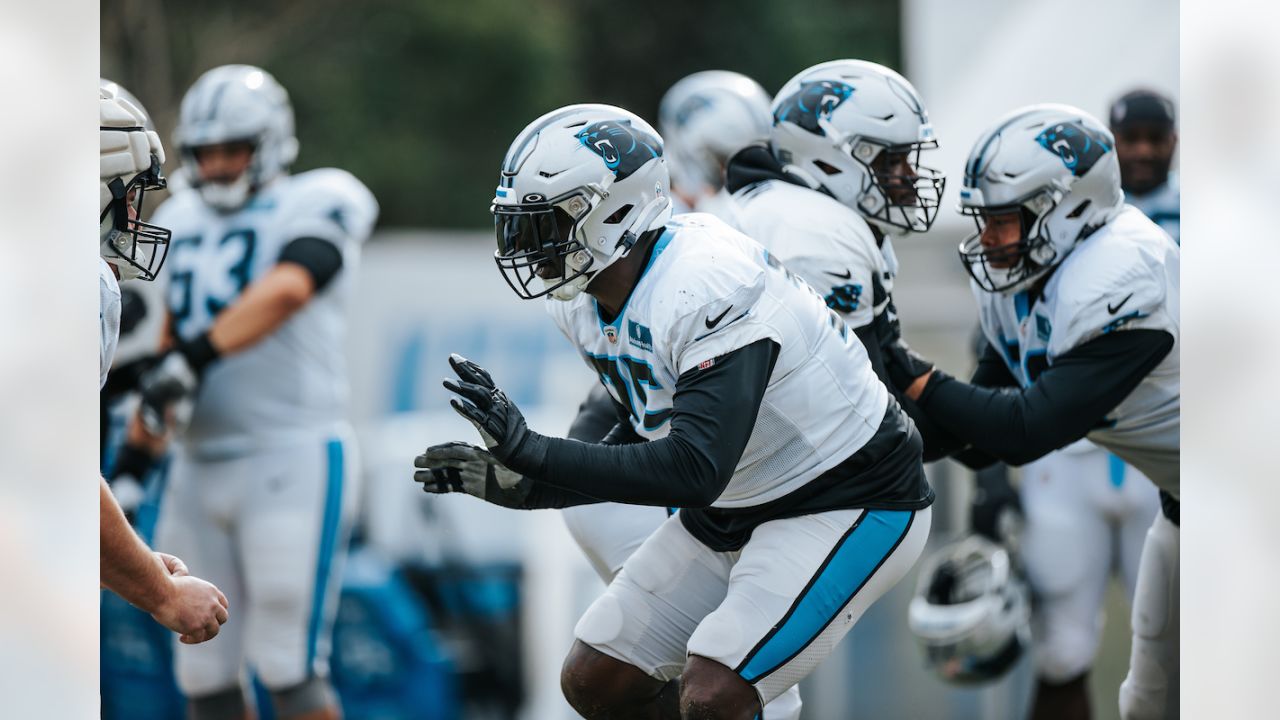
[604,326,618,344]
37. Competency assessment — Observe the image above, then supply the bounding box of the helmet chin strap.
[780,162,823,193]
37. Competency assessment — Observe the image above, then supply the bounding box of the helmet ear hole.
[813,160,842,176]
[603,204,633,224]
[1066,199,1092,219]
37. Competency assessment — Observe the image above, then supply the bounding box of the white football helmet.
[770,59,945,233]
[958,104,1124,294]
[658,70,771,200]
[908,535,1031,685]
[100,88,170,281]
[100,78,154,131]
[173,64,299,211]
[491,104,672,301]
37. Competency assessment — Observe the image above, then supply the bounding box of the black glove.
[413,441,531,509]
[137,333,220,435]
[882,338,935,394]
[442,354,547,473]
[970,463,1024,550]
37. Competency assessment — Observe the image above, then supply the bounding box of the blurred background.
[100,0,1177,718]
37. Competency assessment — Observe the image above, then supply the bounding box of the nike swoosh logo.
[705,306,733,329]
[825,269,853,279]
[1107,293,1134,315]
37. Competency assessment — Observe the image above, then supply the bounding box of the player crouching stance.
[414,104,934,719]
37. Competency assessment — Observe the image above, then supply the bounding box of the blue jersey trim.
[307,438,345,671]
[593,229,674,332]
[735,509,914,684]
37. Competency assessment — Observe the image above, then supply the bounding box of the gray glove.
[413,441,531,509]
[138,351,198,435]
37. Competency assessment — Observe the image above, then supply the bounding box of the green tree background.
[102,0,899,229]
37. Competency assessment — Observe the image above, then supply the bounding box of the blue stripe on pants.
[737,509,913,684]
[1109,453,1127,488]
[306,438,344,672]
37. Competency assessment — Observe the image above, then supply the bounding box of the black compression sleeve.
[917,329,1174,465]
[943,340,1020,468]
[278,236,344,291]
[533,339,779,508]
[511,385,645,510]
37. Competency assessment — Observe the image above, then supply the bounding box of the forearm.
[517,480,613,509]
[916,329,1174,465]
[512,340,777,508]
[208,264,315,354]
[532,433,723,507]
[99,477,170,612]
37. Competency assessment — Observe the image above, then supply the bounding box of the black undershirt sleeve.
[511,387,645,510]
[518,338,779,509]
[278,236,344,291]
[946,340,1020,469]
[916,328,1174,466]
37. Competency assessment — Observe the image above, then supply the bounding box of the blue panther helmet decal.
[1035,121,1112,177]
[773,80,855,135]
[576,119,662,181]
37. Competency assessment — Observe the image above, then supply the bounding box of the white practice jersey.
[974,207,1180,495]
[732,180,897,330]
[547,213,889,509]
[1125,172,1179,245]
[100,258,121,390]
[154,169,379,456]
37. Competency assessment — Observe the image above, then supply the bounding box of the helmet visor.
[492,192,593,299]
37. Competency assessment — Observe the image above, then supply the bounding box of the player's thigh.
[1116,473,1162,602]
[238,435,356,688]
[574,513,733,683]
[1019,449,1116,680]
[690,506,931,706]
[158,451,247,694]
[561,503,671,584]
[1020,449,1111,598]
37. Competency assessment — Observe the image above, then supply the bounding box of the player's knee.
[269,676,339,719]
[680,655,761,720]
[1119,674,1168,720]
[560,640,660,717]
[187,685,248,720]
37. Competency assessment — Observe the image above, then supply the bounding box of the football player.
[885,104,1179,720]
[724,60,948,445]
[657,70,772,219]
[561,70,802,720]
[1109,89,1179,244]
[415,104,934,719]
[125,65,379,720]
[99,86,229,645]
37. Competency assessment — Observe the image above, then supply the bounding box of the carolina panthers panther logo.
[773,80,855,135]
[1035,122,1112,177]
[576,120,662,182]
